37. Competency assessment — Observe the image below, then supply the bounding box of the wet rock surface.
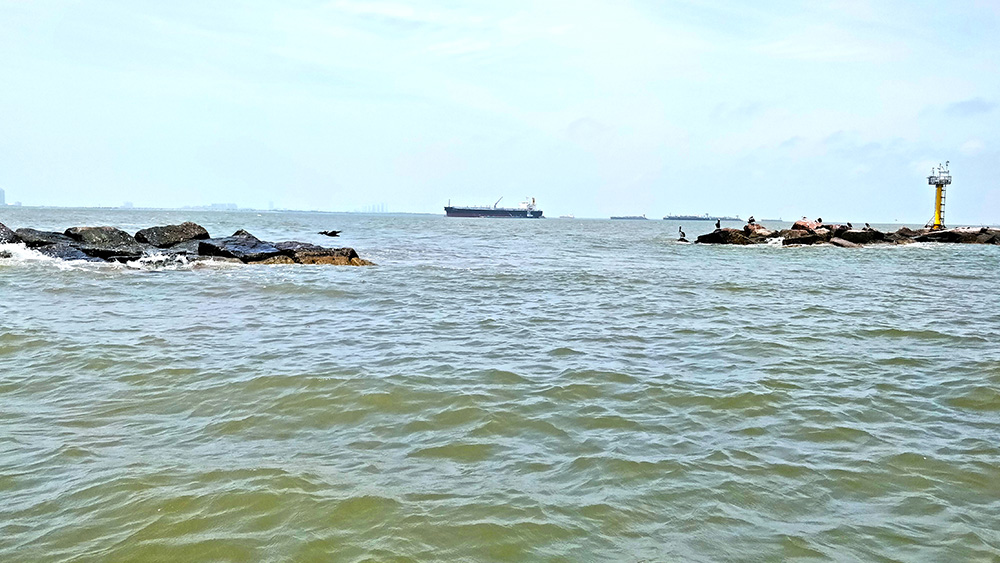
[63,226,148,260]
[15,228,76,247]
[199,230,284,262]
[0,223,373,265]
[0,222,20,244]
[135,222,210,247]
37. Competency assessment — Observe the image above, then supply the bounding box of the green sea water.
[2,208,999,561]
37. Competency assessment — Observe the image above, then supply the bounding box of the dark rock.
[914,229,980,244]
[35,243,103,262]
[782,233,824,245]
[63,226,148,260]
[65,226,136,246]
[831,224,850,238]
[162,239,204,256]
[830,237,862,248]
[0,222,20,244]
[198,230,283,263]
[319,230,341,237]
[840,229,879,245]
[135,222,210,247]
[695,228,753,245]
[14,228,75,247]
[894,227,922,238]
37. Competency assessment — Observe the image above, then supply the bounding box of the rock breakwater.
[696,220,1000,248]
[0,221,373,265]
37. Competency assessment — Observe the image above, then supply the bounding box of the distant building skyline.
[0,187,5,206]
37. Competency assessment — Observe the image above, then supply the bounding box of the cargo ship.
[445,197,543,218]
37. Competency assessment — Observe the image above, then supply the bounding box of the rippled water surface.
[2,208,999,562]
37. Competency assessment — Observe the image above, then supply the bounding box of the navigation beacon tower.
[926,161,951,231]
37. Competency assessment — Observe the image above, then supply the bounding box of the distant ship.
[611,215,648,220]
[445,197,543,218]
[558,214,575,219]
[663,214,741,221]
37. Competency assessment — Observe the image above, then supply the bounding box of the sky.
[0,0,998,223]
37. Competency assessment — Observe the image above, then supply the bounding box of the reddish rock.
[791,220,822,231]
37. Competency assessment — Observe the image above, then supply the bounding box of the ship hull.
[445,207,543,218]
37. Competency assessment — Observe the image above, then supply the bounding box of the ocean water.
[2,208,999,562]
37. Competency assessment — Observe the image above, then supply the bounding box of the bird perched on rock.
[847,222,853,229]
[864,223,871,231]
[715,219,721,229]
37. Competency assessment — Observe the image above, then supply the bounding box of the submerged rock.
[135,222,210,247]
[14,228,76,247]
[0,222,20,244]
[696,228,752,245]
[830,237,862,248]
[198,230,283,263]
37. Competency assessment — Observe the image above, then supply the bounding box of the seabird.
[715,219,721,229]
[847,222,853,229]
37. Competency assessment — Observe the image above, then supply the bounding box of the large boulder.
[14,228,75,247]
[975,229,1000,244]
[135,222,210,248]
[791,219,822,231]
[274,241,371,265]
[839,229,879,245]
[895,227,923,238]
[198,230,283,262]
[64,226,147,260]
[695,228,753,245]
[743,223,773,238]
[0,222,20,244]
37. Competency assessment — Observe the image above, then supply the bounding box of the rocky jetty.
[0,221,373,265]
[696,220,1000,248]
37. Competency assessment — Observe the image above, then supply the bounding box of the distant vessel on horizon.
[611,215,647,220]
[445,197,543,218]
[558,214,575,219]
[663,213,741,221]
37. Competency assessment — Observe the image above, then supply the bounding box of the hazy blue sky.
[1,1,997,222]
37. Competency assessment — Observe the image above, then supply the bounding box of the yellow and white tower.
[926,161,951,231]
